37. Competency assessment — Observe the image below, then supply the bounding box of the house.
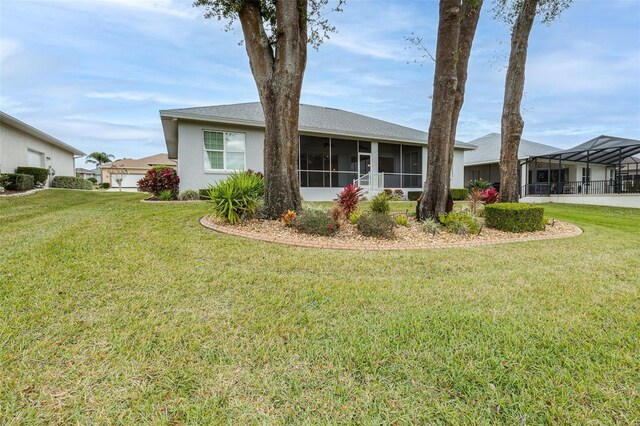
[463,132,559,188]
[0,111,84,185]
[520,135,640,208]
[75,167,101,182]
[99,153,176,189]
[160,102,475,201]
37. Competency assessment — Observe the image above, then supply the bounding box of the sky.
[1,0,639,166]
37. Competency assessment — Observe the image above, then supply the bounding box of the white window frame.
[27,149,45,168]
[202,130,247,172]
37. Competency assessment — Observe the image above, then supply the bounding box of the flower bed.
[200,215,582,250]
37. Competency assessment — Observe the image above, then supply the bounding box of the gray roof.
[0,111,85,156]
[160,102,476,158]
[75,167,99,174]
[464,133,559,166]
[532,135,640,165]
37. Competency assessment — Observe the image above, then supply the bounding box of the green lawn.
[1,190,638,424]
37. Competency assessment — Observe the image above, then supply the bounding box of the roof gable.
[464,133,560,165]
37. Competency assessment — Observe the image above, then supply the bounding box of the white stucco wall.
[174,120,468,200]
[521,194,640,208]
[0,122,75,184]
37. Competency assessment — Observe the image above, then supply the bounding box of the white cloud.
[84,0,197,19]
[0,38,23,62]
[85,91,210,106]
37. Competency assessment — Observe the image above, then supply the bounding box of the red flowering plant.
[336,183,363,219]
[137,165,180,197]
[482,187,500,204]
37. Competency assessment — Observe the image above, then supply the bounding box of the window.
[28,149,44,168]
[203,131,245,171]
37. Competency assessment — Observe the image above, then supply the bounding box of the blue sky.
[1,0,639,165]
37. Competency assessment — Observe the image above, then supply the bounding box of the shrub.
[485,203,544,233]
[179,189,200,201]
[4,173,35,191]
[383,188,393,197]
[51,176,92,190]
[370,192,390,215]
[467,178,492,192]
[280,210,297,226]
[295,209,338,236]
[136,166,180,196]
[468,188,484,214]
[349,210,362,225]
[87,177,98,184]
[408,191,422,201]
[207,174,264,224]
[158,189,176,201]
[395,215,409,227]
[393,189,404,200]
[246,169,264,179]
[100,182,110,189]
[336,184,363,218]
[15,167,48,185]
[438,210,480,235]
[357,212,396,239]
[422,218,441,235]
[482,187,500,204]
[450,188,469,201]
[198,189,210,200]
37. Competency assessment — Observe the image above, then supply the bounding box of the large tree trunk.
[238,0,307,218]
[419,0,481,220]
[499,0,538,203]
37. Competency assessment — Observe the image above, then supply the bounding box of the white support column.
[371,141,379,175]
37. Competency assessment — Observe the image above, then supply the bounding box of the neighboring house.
[100,154,176,189]
[160,102,476,201]
[463,132,559,187]
[0,111,84,186]
[521,135,640,208]
[76,167,101,182]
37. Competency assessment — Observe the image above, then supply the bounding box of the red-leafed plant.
[336,184,363,218]
[137,165,180,197]
[482,187,500,204]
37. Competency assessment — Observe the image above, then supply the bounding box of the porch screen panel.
[402,145,422,188]
[378,143,401,187]
[330,138,358,187]
[300,135,330,187]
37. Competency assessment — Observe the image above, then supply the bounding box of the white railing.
[354,172,384,189]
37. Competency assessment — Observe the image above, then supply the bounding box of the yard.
[1,190,638,424]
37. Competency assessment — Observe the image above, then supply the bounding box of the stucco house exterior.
[160,102,475,201]
[0,111,84,185]
[99,153,176,189]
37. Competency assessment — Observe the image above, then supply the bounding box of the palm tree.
[85,152,115,167]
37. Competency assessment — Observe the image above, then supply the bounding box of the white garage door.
[111,174,143,188]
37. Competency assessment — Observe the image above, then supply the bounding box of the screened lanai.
[521,135,640,196]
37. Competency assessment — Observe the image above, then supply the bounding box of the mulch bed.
[200,215,583,250]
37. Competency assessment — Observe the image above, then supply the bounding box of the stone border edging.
[0,188,46,198]
[199,216,583,251]
[140,199,205,204]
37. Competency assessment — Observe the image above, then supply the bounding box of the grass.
[1,190,639,424]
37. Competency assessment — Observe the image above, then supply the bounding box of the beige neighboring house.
[0,111,84,186]
[100,153,176,189]
[76,167,101,182]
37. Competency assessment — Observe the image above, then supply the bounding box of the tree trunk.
[499,0,538,203]
[238,0,307,218]
[420,0,480,220]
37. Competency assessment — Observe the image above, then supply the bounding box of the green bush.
[408,191,422,201]
[100,182,110,189]
[198,189,210,200]
[87,177,98,184]
[370,192,390,215]
[467,178,492,191]
[158,189,176,201]
[207,171,264,224]
[438,210,480,235]
[395,215,409,227]
[15,167,48,185]
[179,189,200,201]
[295,209,338,236]
[357,212,396,239]
[422,218,441,234]
[450,188,469,201]
[4,173,35,191]
[349,210,362,225]
[51,176,93,190]
[485,203,544,233]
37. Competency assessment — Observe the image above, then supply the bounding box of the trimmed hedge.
[485,203,544,233]
[100,183,111,189]
[15,167,48,185]
[408,191,422,201]
[51,176,93,190]
[4,173,35,191]
[450,188,469,201]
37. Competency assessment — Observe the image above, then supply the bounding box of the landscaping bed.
[200,215,581,250]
